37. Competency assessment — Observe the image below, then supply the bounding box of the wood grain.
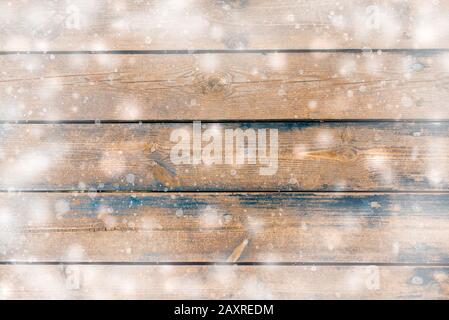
[1,51,448,121]
[2,192,449,263]
[1,265,448,299]
[1,0,449,51]
[2,0,449,301]
[1,122,449,191]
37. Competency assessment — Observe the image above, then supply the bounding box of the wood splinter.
[226,239,249,263]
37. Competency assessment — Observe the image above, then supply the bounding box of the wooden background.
[1,0,449,299]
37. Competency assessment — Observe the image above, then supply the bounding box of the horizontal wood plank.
[1,265,448,299]
[0,122,449,191]
[1,192,449,263]
[1,51,449,121]
[1,0,449,50]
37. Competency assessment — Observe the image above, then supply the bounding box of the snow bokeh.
[0,0,447,50]
[0,0,449,300]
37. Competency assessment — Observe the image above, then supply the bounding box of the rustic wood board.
[1,192,449,263]
[2,0,449,301]
[1,265,448,299]
[1,122,449,191]
[1,51,448,121]
[1,0,449,50]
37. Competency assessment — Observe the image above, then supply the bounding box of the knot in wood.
[337,146,359,162]
[223,34,248,49]
[220,0,249,9]
[196,73,231,95]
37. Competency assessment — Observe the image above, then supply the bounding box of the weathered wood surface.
[1,0,449,51]
[1,192,449,263]
[1,51,449,121]
[2,0,449,301]
[1,122,449,191]
[1,265,448,299]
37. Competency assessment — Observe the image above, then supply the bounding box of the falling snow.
[0,0,448,300]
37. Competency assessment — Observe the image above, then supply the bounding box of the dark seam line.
[0,49,448,55]
[1,261,449,267]
[2,119,449,124]
[1,190,449,194]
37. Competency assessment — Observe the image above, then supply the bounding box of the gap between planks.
[3,262,449,267]
[4,119,449,125]
[3,190,449,194]
[1,49,449,55]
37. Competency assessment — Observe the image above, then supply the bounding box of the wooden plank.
[1,51,449,121]
[0,122,449,191]
[1,0,448,51]
[1,265,448,299]
[2,192,449,263]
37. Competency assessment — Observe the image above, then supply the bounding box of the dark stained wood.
[1,0,448,51]
[1,265,448,299]
[1,51,448,121]
[1,192,449,263]
[0,122,449,191]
